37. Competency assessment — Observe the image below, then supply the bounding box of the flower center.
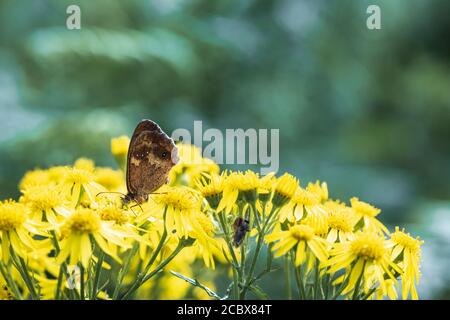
[290,224,314,241]
[22,185,63,211]
[201,185,223,199]
[328,209,354,233]
[0,201,26,231]
[156,188,198,212]
[351,197,380,217]
[294,189,320,206]
[64,168,92,185]
[229,171,260,192]
[61,209,100,237]
[74,158,95,172]
[350,232,386,261]
[99,207,129,225]
[391,228,422,253]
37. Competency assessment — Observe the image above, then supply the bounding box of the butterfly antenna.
[96,191,127,198]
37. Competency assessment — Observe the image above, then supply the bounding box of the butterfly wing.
[126,119,178,195]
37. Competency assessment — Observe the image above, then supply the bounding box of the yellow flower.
[35,275,58,300]
[323,231,402,296]
[47,166,69,183]
[111,135,130,157]
[188,211,222,269]
[351,197,388,234]
[111,135,130,172]
[148,187,202,239]
[306,181,328,202]
[19,169,51,190]
[98,206,130,225]
[94,167,125,192]
[0,200,37,262]
[74,157,95,172]
[21,184,66,225]
[302,212,329,237]
[147,187,220,269]
[195,172,227,210]
[279,187,328,235]
[265,223,328,267]
[389,227,423,300]
[325,200,358,243]
[58,208,133,267]
[258,172,276,203]
[60,167,106,208]
[217,171,259,213]
[272,173,298,207]
[364,268,398,300]
[169,144,220,187]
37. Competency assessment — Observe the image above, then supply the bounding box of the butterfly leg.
[129,202,144,216]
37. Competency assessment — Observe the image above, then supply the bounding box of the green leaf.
[170,271,221,300]
[248,284,270,300]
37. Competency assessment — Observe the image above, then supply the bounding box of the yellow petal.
[80,234,92,268]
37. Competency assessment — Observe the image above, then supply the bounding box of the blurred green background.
[0,0,449,299]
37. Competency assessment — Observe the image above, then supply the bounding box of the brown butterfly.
[122,119,179,206]
[232,217,250,247]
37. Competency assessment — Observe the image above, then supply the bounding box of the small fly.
[232,217,250,247]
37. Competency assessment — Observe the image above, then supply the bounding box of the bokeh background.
[0,0,449,299]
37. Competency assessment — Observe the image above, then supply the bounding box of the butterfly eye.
[161,152,168,158]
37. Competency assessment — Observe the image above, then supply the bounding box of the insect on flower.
[123,119,179,206]
[232,217,250,247]
[97,119,179,210]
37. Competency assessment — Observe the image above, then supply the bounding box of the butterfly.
[232,217,250,247]
[122,119,179,206]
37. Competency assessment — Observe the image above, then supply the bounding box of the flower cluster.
[0,137,423,300]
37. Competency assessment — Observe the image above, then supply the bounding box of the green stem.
[55,265,64,300]
[285,255,292,300]
[141,242,185,283]
[360,286,377,300]
[240,233,264,299]
[231,268,239,300]
[50,230,77,300]
[117,208,168,299]
[323,271,330,300]
[293,260,306,299]
[122,240,186,300]
[352,262,366,300]
[91,251,105,300]
[313,259,320,300]
[217,212,241,299]
[218,213,240,268]
[239,242,246,299]
[79,264,85,300]
[0,262,22,299]
[331,277,349,300]
[240,205,278,299]
[250,201,261,231]
[112,243,138,299]
[10,249,38,299]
